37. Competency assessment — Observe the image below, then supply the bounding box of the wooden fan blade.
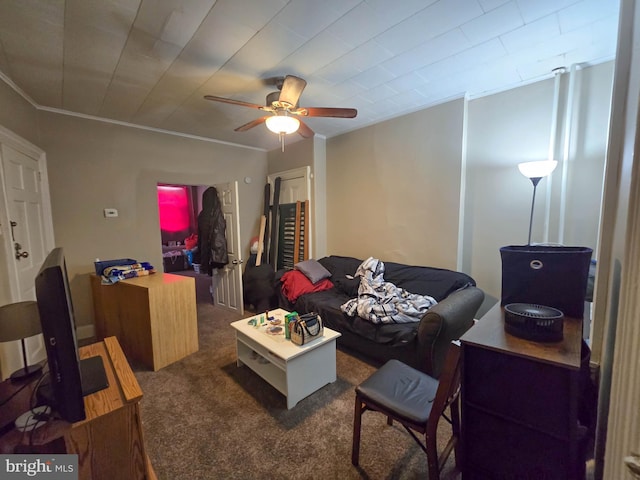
[278,75,307,107]
[297,120,314,138]
[204,95,264,110]
[302,107,357,118]
[235,116,268,132]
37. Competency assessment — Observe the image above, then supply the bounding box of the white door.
[212,181,243,315]
[0,133,54,380]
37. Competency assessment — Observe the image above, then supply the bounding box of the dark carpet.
[134,302,462,480]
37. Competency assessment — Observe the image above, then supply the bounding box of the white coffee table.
[230,308,341,409]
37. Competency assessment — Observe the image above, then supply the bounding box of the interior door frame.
[267,166,312,261]
[154,181,244,313]
[0,125,55,379]
[0,125,55,303]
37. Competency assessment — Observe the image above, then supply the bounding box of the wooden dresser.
[90,273,198,370]
[460,303,584,479]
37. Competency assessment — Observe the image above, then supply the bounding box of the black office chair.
[352,341,462,480]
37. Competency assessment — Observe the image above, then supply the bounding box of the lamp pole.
[518,160,558,245]
[527,177,542,245]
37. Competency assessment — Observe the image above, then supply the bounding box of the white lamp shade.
[265,114,300,134]
[517,160,558,179]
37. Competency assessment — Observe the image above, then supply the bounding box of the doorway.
[155,182,243,313]
[267,166,312,267]
[0,126,54,379]
[156,183,210,303]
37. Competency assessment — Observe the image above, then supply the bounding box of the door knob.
[14,243,29,260]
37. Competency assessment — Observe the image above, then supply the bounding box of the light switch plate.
[104,208,118,218]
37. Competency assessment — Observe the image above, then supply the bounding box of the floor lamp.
[517,160,558,245]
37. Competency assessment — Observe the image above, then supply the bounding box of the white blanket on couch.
[340,257,437,324]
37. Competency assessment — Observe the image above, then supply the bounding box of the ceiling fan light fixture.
[265,113,300,135]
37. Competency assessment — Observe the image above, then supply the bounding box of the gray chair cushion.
[356,359,438,424]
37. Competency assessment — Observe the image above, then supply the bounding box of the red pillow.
[281,270,334,303]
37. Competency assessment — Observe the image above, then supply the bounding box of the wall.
[318,63,612,321]
[312,137,328,258]
[559,64,614,248]
[35,111,267,328]
[464,78,555,306]
[465,62,613,314]
[268,137,315,173]
[326,99,465,270]
[0,79,40,147]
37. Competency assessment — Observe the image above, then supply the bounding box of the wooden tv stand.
[90,273,198,370]
[0,337,156,479]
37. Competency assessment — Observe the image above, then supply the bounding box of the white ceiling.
[0,0,620,151]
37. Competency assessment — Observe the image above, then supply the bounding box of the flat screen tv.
[35,247,108,423]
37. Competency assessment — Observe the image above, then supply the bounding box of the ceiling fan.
[204,75,357,150]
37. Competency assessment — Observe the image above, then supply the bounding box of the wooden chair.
[351,340,462,479]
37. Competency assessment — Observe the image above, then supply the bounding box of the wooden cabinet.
[69,337,155,479]
[90,273,198,371]
[0,337,156,479]
[460,303,584,479]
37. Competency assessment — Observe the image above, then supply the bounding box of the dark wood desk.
[0,337,156,480]
[460,303,584,479]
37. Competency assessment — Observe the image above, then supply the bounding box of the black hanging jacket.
[197,187,229,275]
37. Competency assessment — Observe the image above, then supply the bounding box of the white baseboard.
[76,324,96,341]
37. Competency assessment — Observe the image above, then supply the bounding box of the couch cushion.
[294,289,418,347]
[350,317,418,345]
[294,289,352,332]
[318,256,363,279]
[383,262,475,301]
[333,277,360,297]
[318,256,475,302]
[294,259,332,284]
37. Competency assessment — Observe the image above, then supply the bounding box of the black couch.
[277,255,484,378]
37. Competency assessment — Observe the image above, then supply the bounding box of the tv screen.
[35,247,107,423]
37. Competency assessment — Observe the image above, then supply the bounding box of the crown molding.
[0,70,266,152]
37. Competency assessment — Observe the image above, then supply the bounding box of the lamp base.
[10,362,43,381]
